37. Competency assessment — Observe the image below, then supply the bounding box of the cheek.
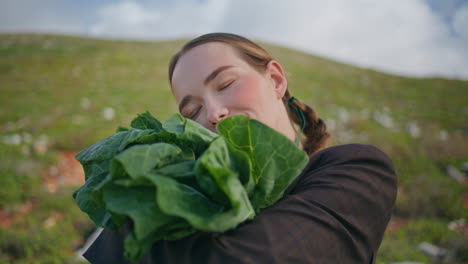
[228,74,267,109]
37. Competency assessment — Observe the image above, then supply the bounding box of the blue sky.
[1,0,467,79]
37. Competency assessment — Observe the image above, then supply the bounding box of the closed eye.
[218,80,234,91]
[184,106,201,120]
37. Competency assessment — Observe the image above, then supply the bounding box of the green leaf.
[74,112,308,262]
[111,143,184,179]
[124,232,153,263]
[194,137,255,229]
[123,224,196,262]
[102,185,176,241]
[152,161,198,187]
[162,114,185,134]
[130,111,163,131]
[154,160,196,178]
[116,126,129,132]
[117,129,156,152]
[147,174,225,230]
[164,114,218,156]
[217,115,309,211]
[73,173,111,227]
[129,115,216,158]
[75,129,154,164]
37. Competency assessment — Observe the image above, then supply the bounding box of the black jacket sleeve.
[84,144,398,264]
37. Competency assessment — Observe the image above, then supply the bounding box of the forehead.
[171,42,248,101]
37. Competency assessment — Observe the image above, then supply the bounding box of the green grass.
[0,33,467,263]
[378,218,468,263]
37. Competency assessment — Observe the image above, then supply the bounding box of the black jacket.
[84,144,398,264]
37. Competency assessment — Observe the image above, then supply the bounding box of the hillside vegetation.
[0,34,467,263]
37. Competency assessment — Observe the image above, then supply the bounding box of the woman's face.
[171,42,291,135]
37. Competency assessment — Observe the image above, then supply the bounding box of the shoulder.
[273,144,398,261]
[286,143,397,199]
[283,144,398,258]
[304,143,395,180]
[311,143,394,168]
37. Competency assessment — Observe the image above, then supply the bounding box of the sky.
[1,0,467,79]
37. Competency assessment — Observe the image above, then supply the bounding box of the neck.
[276,104,302,149]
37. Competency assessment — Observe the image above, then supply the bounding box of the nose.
[206,100,229,128]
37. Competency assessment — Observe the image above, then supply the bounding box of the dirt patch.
[0,200,39,228]
[463,193,468,209]
[43,151,85,193]
[386,216,409,233]
[0,151,85,228]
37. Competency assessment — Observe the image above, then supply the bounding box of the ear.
[266,60,288,99]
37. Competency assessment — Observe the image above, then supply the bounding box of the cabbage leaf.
[73,112,308,262]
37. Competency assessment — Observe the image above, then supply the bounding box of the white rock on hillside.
[3,134,22,145]
[439,130,449,141]
[407,121,420,138]
[81,97,91,110]
[102,107,115,120]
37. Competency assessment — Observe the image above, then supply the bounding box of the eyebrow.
[203,65,234,85]
[178,65,235,113]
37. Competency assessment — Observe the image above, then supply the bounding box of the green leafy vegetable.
[73,111,308,262]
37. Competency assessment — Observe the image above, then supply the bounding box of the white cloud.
[89,0,229,39]
[90,1,161,37]
[215,0,468,79]
[453,3,468,41]
[0,0,84,34]
[1,0,467,78]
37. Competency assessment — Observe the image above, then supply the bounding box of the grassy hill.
[0,34,467,263]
